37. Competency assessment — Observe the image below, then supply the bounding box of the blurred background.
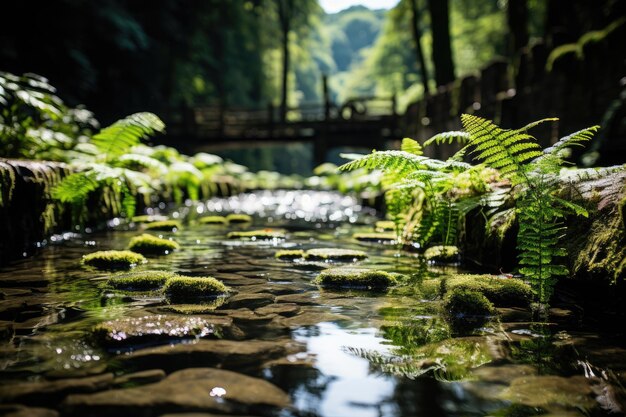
[1,0,625,173]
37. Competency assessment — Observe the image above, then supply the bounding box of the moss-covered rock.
[131,215,169,223]
[82,250,146,270]
[275,249,305,260]
[375,220,396,232]
[314,268,396,290]
[163,276,228,301]
[227,229,285,240]
[144,220,181,232]
[107,270,178,291]
[352,232,397,243]
[198,215,228,225]
[158,300,227,314]
[226,213,252,223]
[442,274,533,307]
[424,246,460,263]
[127,234,179,255]
[443,288,495,319]
[304,248,368,261]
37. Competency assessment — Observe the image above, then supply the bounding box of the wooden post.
[267,103,275,138]
[322,74,331,121]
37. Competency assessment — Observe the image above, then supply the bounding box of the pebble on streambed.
[314,268,396,290]
[198,215,228,225]
[225,213,253,223]
[352,232,397,244]
[82,250,147,270]
[275,248,369,262]
[106,270,178,291]
[127,234,179,256]
[143,220,181,232]
[163,276,230,301]
[227,229,285,240]
[424,245,460,263]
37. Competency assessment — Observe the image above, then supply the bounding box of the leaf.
[401,138,423,155]
[92,112,165,162]
[423,131,470,147]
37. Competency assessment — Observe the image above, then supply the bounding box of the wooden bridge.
[162,96,402,165]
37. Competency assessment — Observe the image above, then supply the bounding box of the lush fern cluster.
[341,114,623,305]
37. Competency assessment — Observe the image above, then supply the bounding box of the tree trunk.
[507,0,529,57]
[409,0,430,95]
[278,0,292,123]
[426,0,455,87]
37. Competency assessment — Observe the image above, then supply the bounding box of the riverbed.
[0,190,624,417]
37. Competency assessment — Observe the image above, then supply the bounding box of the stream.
[0,190,624,417]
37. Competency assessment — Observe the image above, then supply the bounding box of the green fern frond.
[92,112,165,162]
[462,114,542,183]
[542,125,599,156]
[423,131,470,147]
[339,150,426,177]
[51,170,100,204]
[401,138,423,155]
[116,153,168,175]
[518,118,559,132]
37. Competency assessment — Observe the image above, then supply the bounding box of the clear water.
[0,190,624,416]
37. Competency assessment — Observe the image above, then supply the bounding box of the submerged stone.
[500,375,596,410]
[158,300,227,314]
[255,303,300,317]
[62,368,290,416]
[143,220,181,232]
[275,249,305,260]
[93,315,223,348]
[424,245,460,263]
[163,276,229,301]
[225,213,253,223]
[443,274,533,307]
[106,270,178,291]
[314,268,396,290]
[304,248,368,261]
[127,234,179,255]
[118,339,297,372]
[198,215,228,225]
[227,229,285,240]
[352,232,396,243]
[223,293,275,310]
[82,250,146,270]
[375,220,396,232]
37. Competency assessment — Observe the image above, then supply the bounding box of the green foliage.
[93,113,165,162]
[459,115,598,303]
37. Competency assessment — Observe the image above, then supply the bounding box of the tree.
[426,0,455,86]
[507,0,529,57]
[409,0,431,95]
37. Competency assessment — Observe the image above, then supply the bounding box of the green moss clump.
[127,234,179,255]
[227,229,285,240]
[275,249,305,260]
[106,270,178,291]
[424,246,460,263]
[198,215,228,225]
[314,268,396,290]
[163,276,229,301]
[305,248,368,261]
[375,220,396,232]
[443,288,495,319]
[131,215,169,223]
[82,250,146,270]
[442,274,533,307]
[352,232,397,243]
[226,213,252,223]
[143,220,181,232]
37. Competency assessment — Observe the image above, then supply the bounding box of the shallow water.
[0,190,624,417]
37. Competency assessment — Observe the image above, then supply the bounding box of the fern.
[423,131,470,147]
[462,114,543,183]
[401,137,423,155]
[92,112,165,162]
